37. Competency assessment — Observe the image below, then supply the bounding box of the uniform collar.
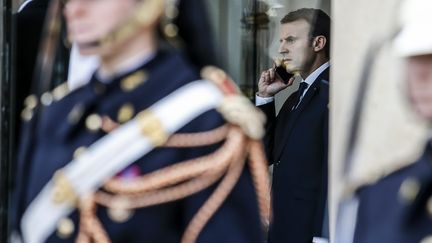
[96,51,156,83]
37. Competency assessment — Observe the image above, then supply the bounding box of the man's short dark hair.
[281,8,331,58]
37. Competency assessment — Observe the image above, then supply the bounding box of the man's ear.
[312,36,327,52]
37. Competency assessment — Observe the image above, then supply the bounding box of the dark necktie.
[293,82,308,109]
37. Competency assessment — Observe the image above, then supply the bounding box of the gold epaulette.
[201,66,266,140]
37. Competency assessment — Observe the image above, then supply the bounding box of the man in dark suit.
[256,8,331,243]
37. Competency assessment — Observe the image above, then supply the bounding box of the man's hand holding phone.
[257,64,295,98]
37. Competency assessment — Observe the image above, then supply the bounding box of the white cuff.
[255,95,274,106]
[312,237,329,243]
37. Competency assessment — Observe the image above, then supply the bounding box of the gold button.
[120,71,148,92]
[24,95,38,109]
[108,197,134,223]
[85,114,102,132]
[21,108,33,121]
[164,23,178,38]
[41,92,54,106]
[73,146,87,159]
[108,207,134,223]
[57,218,74,239]
[421,236,432,243]
[117,104,135,124]
[52,83,70,101]
[165,5,179,19]
[398,178,420,203]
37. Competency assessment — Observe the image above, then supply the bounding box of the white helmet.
[394,0,432,57]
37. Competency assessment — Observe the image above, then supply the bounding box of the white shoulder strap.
[21,80,223,243]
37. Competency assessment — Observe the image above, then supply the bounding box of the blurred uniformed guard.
[11,0,271,242]
[338,0,432,242]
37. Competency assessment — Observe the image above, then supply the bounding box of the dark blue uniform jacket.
[13,49,265,243]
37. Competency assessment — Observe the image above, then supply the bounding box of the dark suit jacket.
[259,68,329,243]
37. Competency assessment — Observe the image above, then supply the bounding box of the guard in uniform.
[11,0,270,242]
[338,0,432,242]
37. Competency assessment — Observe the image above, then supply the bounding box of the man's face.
[406,55,432,120]
[278,19,315,75]
[64,0,136,55]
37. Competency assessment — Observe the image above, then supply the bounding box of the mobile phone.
[274,65,294,84]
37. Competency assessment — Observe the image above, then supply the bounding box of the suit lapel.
[273,68,329,161]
